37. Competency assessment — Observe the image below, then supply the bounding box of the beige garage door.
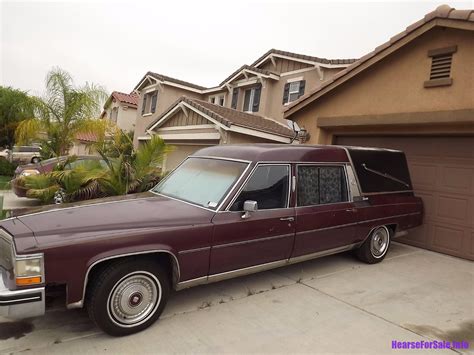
[164,144,213,172]
[335,136,474,260]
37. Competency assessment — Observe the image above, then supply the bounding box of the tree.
[15,67,108,157]
[18,133,171,204]
[0,86,35,148]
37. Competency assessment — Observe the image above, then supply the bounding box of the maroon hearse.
[0,145,423,336]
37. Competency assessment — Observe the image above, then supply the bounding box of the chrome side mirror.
[242,200,258,219]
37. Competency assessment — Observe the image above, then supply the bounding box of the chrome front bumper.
[0,275,45,319]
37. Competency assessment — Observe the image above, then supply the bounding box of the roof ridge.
[284,4,473,117]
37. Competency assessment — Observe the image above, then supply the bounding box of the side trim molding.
[176,243,359,291]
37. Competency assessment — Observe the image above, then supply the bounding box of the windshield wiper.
[361,164,410,188]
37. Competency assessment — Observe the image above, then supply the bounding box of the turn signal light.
[16,276,42,286]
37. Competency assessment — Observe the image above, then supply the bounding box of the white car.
[0,146,42,164]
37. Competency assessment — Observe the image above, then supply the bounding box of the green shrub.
[0,158,16,176]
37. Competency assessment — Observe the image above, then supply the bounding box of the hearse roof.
[192,144,353,163]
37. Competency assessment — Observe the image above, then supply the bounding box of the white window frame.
[209,94,225,106]
[243,87,257,113]
[142,90,158,116]
[287,81,301,104]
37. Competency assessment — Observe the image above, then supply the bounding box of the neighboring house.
[132,49,356,154]
[70,132,98,156]
[145,96,295,170]
[100,91,139,132]
[284,5,474,260]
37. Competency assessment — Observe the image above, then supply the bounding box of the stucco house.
[100,91,138,132]
[284,5,473,260]
[132,50,356,167]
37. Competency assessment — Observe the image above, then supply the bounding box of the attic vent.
[424,45,457,88]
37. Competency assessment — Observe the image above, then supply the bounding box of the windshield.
[152,157,248,210]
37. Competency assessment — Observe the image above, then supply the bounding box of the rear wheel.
[356,226,391,264]
[86,258,170,336]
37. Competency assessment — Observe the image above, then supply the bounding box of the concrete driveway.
[1,243,473,354]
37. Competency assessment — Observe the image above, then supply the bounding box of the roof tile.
[148,96,294,138]
[284,4,473,117]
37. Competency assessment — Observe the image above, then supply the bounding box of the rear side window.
[298,166,348,206]
[230,165,289,211]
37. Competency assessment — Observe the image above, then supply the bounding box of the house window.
[297,166,348,206]
[142,90,158,115]
[243,84,262,112]
[424,45,457,88]
[111,107,118,123]
[209,95,225,106]
[283,80,306,104]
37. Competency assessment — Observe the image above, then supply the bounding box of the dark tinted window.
[298,166,348,206]
[230,165,289,211]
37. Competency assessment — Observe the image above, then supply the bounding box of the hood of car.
[12,192,215,247]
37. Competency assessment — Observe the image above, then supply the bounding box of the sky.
[1,0,472,97]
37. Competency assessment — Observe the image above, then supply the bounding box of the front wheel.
[86,258,170,336]
[31,157,41,164]
[355,226,391,264]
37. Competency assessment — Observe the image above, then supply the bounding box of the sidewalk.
[0,190,41,210]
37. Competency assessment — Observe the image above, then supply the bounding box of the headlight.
[20,169,40,177]
[15,255,44,286]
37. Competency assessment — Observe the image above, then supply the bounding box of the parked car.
[0,144,423,336]
[10,155,106,197]
[0,145,42,164]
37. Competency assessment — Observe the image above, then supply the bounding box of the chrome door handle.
[346,208,357,212]
[280,217,295,222]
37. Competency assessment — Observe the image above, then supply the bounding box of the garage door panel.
[410,163,437,189]
[398,225,428,246]
[416,192,435,219]
[440,166,474,194]
[437,195,469,223]
[432,225,464,254]
[335,136,473,260]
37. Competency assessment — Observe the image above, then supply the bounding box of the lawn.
[0,175,12,190]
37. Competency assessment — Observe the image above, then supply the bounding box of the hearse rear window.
[297,166,348,206]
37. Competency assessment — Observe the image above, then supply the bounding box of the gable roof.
[108,91,139,108]
[134,71,207,92]
[219,65,279,86]
[252,49,358,68]
[284,5,474,118]
[75,132,98,143]
[147,96,294,139]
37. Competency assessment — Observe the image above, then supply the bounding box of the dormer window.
[142,90,158,115]
[209,95,225,106]
[424,45,457,88]
[243,85,262,113]
[283,80,306,104]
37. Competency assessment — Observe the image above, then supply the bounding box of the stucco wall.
[288,27,474,143]
[133,85,204,146]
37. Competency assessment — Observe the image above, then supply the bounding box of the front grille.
[0,229,15,273]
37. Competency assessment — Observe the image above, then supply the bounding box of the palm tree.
[20,133,171,204]
[15,67,108,157]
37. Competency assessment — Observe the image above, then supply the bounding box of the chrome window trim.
[150,156,251,212]
[70,249,181,309]
[224,163,292,212]
[295,163,351,208]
